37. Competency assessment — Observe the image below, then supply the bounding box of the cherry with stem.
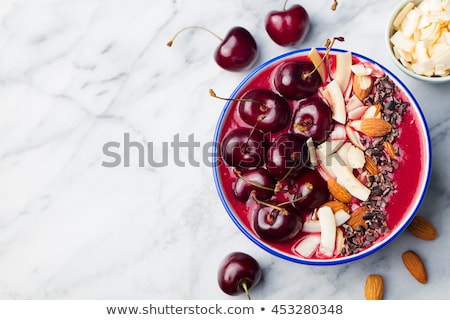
[210,89,290,133]
[167,26,258,72]
[217,252,262,299]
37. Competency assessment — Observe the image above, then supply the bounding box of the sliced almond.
[348,119,362,132]
[348,106,369,120]
[335,228,345,256]
[365,274,384,300]
[362,105,382,119]
[353,74,373,100]
[402,250,427,284]
[373,103,382,117]
[327,178,353,203]
[346,144,366,169]
[345,94,364,112]
[329,154,371,201]
[407,215,438,240]
[345,124,366,150]
[347,206,370,230]
[351,63,373,76]
[360,118,393,137]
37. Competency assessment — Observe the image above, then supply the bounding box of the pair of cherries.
[167,2,310,71]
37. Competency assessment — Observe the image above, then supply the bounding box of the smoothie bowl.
[212,47,431,265]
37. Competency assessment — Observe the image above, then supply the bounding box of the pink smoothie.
[214,49,430,263]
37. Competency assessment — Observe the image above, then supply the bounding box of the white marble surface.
[0,0,449,300]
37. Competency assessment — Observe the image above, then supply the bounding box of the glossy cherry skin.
[220,128,266,169]
[265,133,309,180]
[273,61,322,100]
[253,204,302,242]
[215,27,258,72]
[233,168,276,202]
[291,168,330,211]
[265,4,310,47]
[217,252,262,297]
[290,96,333,144]
[238,89,291,133]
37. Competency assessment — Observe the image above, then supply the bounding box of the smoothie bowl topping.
[213,45,431,265]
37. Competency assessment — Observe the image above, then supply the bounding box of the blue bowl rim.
[212,48,432,266]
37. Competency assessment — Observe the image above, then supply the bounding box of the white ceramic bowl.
[213,48,432,265]
[386,0,450,83]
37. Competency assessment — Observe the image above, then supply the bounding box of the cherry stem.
[241,281,251,300]
[278,182,313,207]
[274,182,291,193]
[283,0,289,11]
[331,0,338,11]
[252,194,288,215]
[167,26,223,47]
[242,114,267,151]
[302,36,345,80]
[252,183,313,214]
[209,89,269,112]
[233,169,275,192]
[278,153,301,182]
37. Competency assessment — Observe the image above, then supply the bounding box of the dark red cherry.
[233,168,276,202]
[265,4,310,47]
[290,96,333,143]
[238,89,291,133]
[265,133,309,180]
[220,128,266,169]
[217,252,262,299]
[215,27,258,72]
[253,203,302,242]
[167,26,257,72]
[290,168,330,211]
[273,61,322,100]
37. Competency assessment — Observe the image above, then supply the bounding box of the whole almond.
[353,74,373,100]
[327,178,352,203]
[360,118,392,137]
[402,250,427,284]
[365,274,384,300]
[407,216,438,241]
[383,141,396,159]
[321,200,349,213]
[364,155,379,175]
[347,206,370,230]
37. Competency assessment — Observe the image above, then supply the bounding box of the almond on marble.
[407,216,438,241]
[402,250,427,284]
[365,274,384,300]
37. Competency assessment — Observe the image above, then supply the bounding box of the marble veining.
[0,0,449,299]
